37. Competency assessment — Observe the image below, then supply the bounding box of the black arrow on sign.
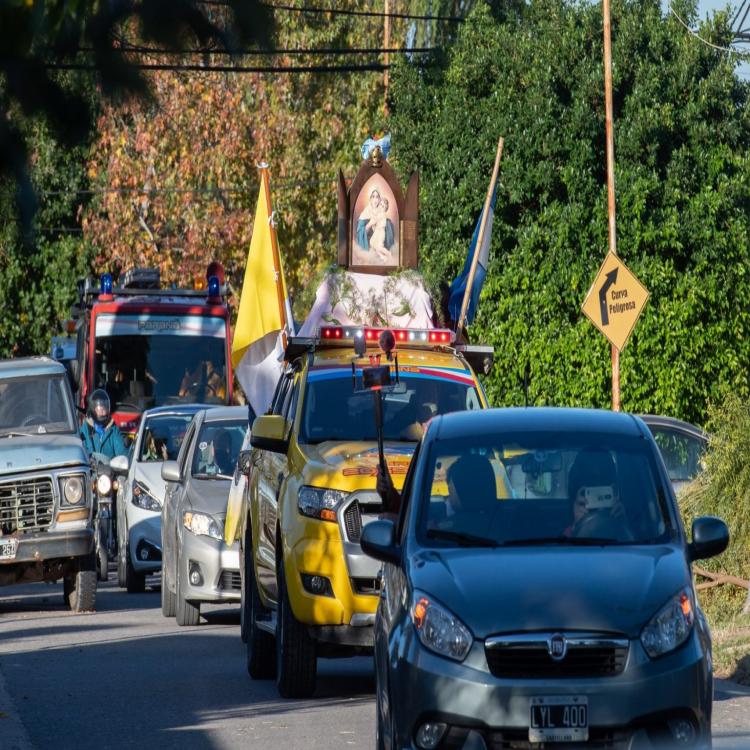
[598,268,618,326]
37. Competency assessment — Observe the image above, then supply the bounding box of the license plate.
[529,695,588,743]
[0,537,19,561]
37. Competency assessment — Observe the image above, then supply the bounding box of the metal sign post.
[602,0,620,411]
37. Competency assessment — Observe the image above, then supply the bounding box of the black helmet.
[88,389,111,425]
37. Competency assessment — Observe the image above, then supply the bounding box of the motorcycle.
[90,453,118,582]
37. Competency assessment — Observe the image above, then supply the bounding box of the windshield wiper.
[0,431,35,439]
[502,536,621,546]
[192,472,232,480]
[426,528,500,548]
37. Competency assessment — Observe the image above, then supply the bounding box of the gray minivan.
[362,407,728,750]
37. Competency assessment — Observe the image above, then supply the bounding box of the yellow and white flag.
[232,166,292,417]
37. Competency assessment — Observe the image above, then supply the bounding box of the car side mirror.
[360,519,401,565]
[238,450,252,475]
[250,415,290,455]
[688,516,729,562]
[161,460,181,483]
[110,455,129,474]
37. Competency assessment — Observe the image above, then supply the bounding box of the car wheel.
[246,545,276,679]
[161,566,176,618]
[175,555,200,626]
[125,544,146,594]
[117,537,127,588]
[65,553,97,613]
[240,538,248,644]
[97,545,109,582]
[275,562,316,698]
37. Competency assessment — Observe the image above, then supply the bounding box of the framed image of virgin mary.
[351,174,399,270]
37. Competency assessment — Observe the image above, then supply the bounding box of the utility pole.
[384,0,391,116]
[602,0,620,411]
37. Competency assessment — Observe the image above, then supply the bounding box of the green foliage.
[681,393,750,621]
[388,0,750,423]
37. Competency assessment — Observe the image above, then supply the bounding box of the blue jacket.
[80,418,127,460]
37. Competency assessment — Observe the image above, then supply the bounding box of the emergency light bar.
[319,326,455,347]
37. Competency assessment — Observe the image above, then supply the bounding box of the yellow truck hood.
[301,441,415,490]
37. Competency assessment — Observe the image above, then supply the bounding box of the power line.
[198,1,464,22]
[97,43,435,56]
[44,60,390,73]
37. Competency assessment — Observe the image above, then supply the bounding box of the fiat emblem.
[548,633,568,661]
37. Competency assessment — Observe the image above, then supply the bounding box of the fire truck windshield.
[93,334,228,412]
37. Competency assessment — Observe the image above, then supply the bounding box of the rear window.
[418,432,674,547]
[300,369,481,444]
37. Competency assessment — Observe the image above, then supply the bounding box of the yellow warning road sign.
[582,251,649,352]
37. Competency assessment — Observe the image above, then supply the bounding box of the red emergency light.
[318,326,455,348]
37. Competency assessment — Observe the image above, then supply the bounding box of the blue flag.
[448,185,497,327]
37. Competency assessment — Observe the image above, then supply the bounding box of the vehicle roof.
[638,414,707,440]
[311,346,473,373]
[432,407,647,441]
[143,404,213,419]
[200,406,249,423]
[0,356,66,378]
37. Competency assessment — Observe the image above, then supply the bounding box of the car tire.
[161,566,176,618]
[175,556,200,626]
[97,545,109,582]
[240,537,248,644]
[125,544,146,594]
[65,553,97,613]
[275,562,316,698]
[246,548,276,680]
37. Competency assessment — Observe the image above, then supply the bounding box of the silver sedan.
[160,406,248,626]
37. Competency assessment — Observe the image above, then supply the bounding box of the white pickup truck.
[0,356,97,611]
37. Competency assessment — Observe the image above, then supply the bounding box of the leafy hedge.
[681,393,750,620]
[388,0,750,424]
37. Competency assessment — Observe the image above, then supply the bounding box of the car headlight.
[640,587,695,658]
[60,475,86,506]
[183,511,223,540]
[298,486,348,522]
[96,473,112,496]
[411,590,473,662]
[132,480,161,511]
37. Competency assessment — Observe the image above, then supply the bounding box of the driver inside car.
[564,449,628,539]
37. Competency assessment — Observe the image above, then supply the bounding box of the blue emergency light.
[100,273,113,294]
[207,275,221,299]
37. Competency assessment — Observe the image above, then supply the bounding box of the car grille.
[342,497,384,543]
[485,634,628,679]
[352,577,381,595]
[0,477,55,534]
[218,570,241,592]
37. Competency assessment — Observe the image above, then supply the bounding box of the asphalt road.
[0,576,749,750]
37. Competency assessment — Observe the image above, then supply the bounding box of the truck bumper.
[6,529,95,563]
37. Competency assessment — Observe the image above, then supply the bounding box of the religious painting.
[351,174,400,269]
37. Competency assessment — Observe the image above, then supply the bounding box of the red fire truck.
[68,263,233,440]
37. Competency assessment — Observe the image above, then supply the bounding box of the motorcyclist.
[80,389,127,460]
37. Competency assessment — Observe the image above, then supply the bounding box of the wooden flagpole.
[456,136,504,341]
[258,163,289,339]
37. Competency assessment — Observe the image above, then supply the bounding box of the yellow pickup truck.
[225,325,492,697]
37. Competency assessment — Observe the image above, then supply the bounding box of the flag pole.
[456,136,504,341]
[258,163,289,339]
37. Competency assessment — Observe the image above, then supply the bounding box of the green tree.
[388,0,750,424]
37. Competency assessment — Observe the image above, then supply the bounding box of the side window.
[466,388,482,411]
[272,375,292,417]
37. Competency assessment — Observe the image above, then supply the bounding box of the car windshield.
[92,313,229,412]
[417,432,674,547]
[191,420,246,478]
[0,375,76,435]
[138,414,195,462]
[299,368,482,444]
